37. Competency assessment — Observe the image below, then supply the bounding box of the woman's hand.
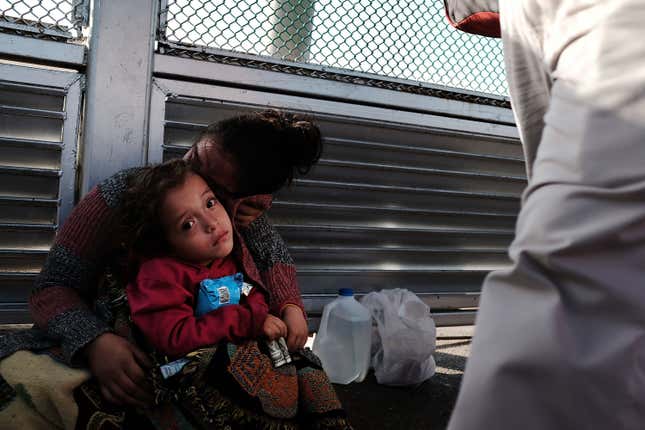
[235,200,264,228]
[85,333,154,408]
[282,306,308,351]
[263,314,288,340]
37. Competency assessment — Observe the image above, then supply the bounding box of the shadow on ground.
[334,332,471,430]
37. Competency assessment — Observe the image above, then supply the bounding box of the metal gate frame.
[0,0,521,325]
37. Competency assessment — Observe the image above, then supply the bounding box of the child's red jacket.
[127,255,268,358]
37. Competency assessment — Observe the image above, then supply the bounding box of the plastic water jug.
[313,288,372,384]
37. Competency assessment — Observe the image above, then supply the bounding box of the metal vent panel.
[0,197,58,225]
[0,112,63,142]
[0,64,82,322]
[275,225,514,249]
[269,201,517,231]
[323,137,526,177]
[0,139,62,169]
[278,180,520,214]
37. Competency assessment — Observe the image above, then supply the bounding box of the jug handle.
[317,299,338,341]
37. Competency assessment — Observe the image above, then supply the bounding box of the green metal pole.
[269,0,316,62]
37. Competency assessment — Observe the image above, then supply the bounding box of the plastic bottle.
[313,288,372,384]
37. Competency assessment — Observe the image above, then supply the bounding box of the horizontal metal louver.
[0,63,82,323]
[149,78,524,327]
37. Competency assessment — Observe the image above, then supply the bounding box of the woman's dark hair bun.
[198,109,323,195]
[263,110,322,176]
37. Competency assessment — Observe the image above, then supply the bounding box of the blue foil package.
[195,273,244,317]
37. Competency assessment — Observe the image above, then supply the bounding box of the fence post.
[269,0,316,62]
[80,0,157,194]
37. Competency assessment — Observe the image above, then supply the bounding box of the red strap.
[445,10,501,38]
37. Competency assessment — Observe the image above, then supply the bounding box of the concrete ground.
[0,324,472,429]
[333,326,473,430]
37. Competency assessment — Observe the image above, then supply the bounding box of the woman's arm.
[29,170,138,364]
[240,213,305,315]
[29,168,154,407]
[29,169,152,407]
[128,273,268,358]
[240,213,309,350]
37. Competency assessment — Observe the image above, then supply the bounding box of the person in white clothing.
[445,1,645,428]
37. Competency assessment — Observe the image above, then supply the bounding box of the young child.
[120,158,352,429]
[125,160,274,358]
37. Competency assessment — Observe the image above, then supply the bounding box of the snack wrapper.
[195,272,253,317]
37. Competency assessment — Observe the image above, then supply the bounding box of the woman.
[0,110,346,429]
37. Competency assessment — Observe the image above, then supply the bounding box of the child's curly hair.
[119,158,196,257]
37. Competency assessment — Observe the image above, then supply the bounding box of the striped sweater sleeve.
[29,169,136,365]
[240,213,306,317]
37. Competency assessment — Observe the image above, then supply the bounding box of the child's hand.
[282,305,308,351]
[263,314,288,340]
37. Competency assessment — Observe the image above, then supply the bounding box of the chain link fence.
[159,0,508,98]
[0,0,88,40]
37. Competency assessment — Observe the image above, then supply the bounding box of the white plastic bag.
[360,288,436,386]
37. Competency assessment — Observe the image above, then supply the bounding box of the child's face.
[160,172,234,265]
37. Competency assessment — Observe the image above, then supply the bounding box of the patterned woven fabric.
[163,341,350,429]
[70,343,351,429]
[227,341,299,419]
